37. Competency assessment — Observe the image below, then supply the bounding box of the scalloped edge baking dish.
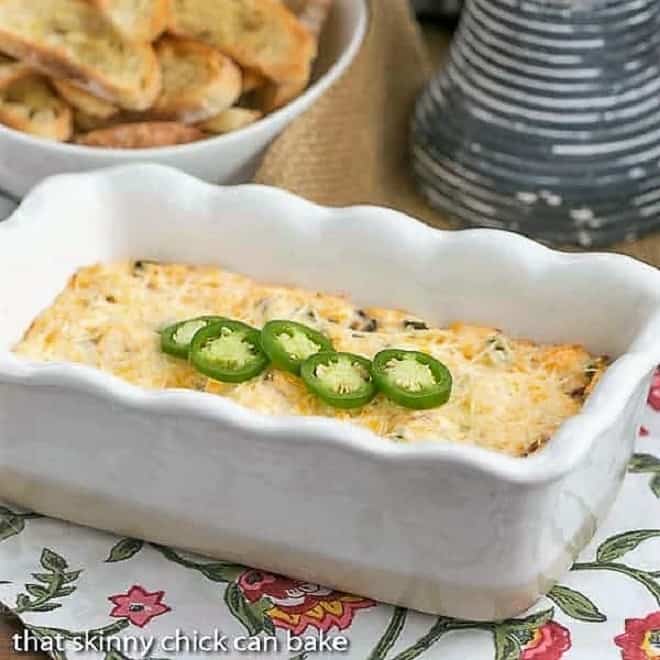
[1,164,659,619]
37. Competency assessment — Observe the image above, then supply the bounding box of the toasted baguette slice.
[0,71,72,141]
[0,54,32,87]
[73,108,120,132]
[75,121,203,148]
[285,0,333,37]
[90,0,170,42]
[197,107,262,134]
[256,77,305,113]
[242,68,267,94]
[52,79,118,118]
[0,0,161,110]
[257,0,332,112]
[151,37,242,123]
[169,0,315,84]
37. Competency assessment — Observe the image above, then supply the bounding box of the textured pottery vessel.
[412,0,660,247]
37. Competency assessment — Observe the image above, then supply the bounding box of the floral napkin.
[2,373,660,660]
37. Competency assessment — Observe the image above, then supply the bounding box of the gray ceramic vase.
[412,0,660,247]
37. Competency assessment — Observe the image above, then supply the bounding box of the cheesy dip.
[14,261,607,457]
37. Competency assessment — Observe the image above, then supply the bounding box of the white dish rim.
[2,164,659,486]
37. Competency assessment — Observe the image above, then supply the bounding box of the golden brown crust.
[52,79,119,119]
[169,0,315,84]
[255,0,332,111]
[74,120,204,148]
[151,36,242,123]
[0,54,32,87]
[286,0,333,38]
[255,76,307,112]
[197,107,262,134]
[241,68,268,94]
[0,0,162,110]
[90,0,171,42]
[0,71,72,141]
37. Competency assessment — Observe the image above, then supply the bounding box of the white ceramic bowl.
[1,165,659,619]
[0,0,367,199]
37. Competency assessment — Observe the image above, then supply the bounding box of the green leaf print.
[40,549,68,572]
[152,544,243,583]
[628,455,660,498]
[651,474,660,498]
[572,561,660,606]
[13,548,82,615]
[629,453,660,473]
[105,538,144,563]
[0,508,24,543]
[0,507,41,543]
[198,562,245,583]
[224,581,274,636]
[547,585,606,622]
[492,627,520,660]
[387,616,494,660]
[367,607,408,660]
[596,529,660,563]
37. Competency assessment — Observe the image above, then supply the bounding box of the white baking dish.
[1,165,659,620]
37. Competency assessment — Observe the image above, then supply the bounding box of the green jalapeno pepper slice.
[160,316,226,359]
[190,319,269,383]
[261,320,334,374]
[372,349,452,409]
[301,351,376,409]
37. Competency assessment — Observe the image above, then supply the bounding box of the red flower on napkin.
[615,611,660,659]
[237,569,375,634]
[108,585,171,628]
[648,370,660,411]
[520,621,571,660]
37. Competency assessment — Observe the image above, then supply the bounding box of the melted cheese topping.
[14,262,607,457]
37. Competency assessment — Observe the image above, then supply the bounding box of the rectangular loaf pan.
[1,164,659,619]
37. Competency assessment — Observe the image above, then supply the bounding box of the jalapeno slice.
[190,320,269,383]
[261,320,333,374]
[301,351,376,409]
[160,316,226,359]
[372,349,452,409]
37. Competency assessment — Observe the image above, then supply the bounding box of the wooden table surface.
[0,617,42,660]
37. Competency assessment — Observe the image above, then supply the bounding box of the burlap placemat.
[256,0,660,267]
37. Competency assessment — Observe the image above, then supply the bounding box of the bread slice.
[75,120,203,148]
[257,0,332,112]
[151,37,242,123]
[284,0,333,38]
[52,79,119,118]
[0,54,32,87]
[169,0,315,84]
[73,108,120,132]
[242,68,267,94]
[90,0,170,42]
[0,71,72,141]
[197,107,262,134]
[0,0,161,110]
